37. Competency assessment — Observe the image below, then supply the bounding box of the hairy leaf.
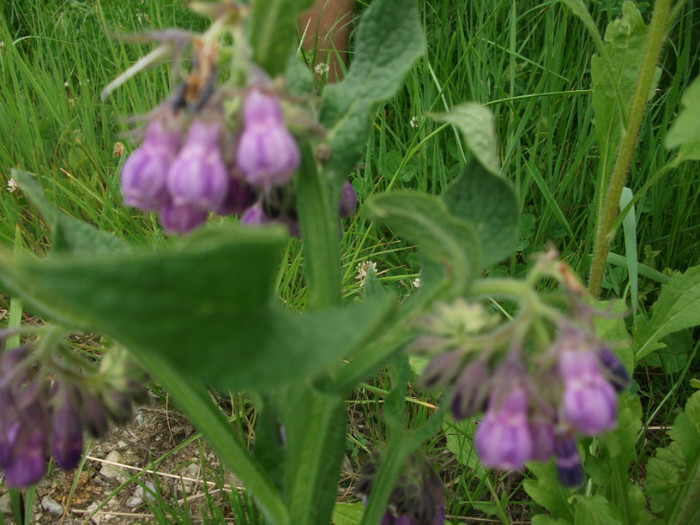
[441,159,518,266]
[366,191,482,296]
[634,265,700,360]
[248,0,315,76]
[321,0,425,186]
[0,225,395,391]
[666,75,700,161]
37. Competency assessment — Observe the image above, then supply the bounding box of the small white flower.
[412,278,422,288]
[355,260,377,286]
[410,116,419,128]
[6,178,18,193]
[314,62,329,76]
[64,81,69,87]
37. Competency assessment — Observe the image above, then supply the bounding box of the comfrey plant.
[3,0,680,523]
[0,329,145,488]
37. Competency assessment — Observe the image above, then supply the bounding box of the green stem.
[287,144,346,524]
[296,144,342,308]
[588,0,671,297]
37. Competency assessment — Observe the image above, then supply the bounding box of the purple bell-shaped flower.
[559,348,618,435]
[474,386,533,470]
[167,120,229,212]
[236,89,300,187]
[120,118,181,211]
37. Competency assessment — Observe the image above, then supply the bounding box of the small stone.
[117,440,128,450]
[86,502,101,525]
[0,493,12,514]
[126,495,143,508]
[41,496,64,516]
[100,450,126,481]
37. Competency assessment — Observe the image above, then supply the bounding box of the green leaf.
[247,0,315,77]
[12,169,126,255]
[590,3,651,201]
[443,418,485,478]
[634,265,700,360]
[523,462,575,522]
[320,0,425,186]
[573,495,623,525]
[532,516,571,525]
[332,502,365,525]
[441,159,518,266]
[666,75,700,154]
[431,103,499,176]
[0,225,395,391]
[366,191,482,296]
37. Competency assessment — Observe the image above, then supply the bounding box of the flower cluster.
[121,85,356,235]
[356,451,444,525]
[0,335,146,488]
[412,260,630,487]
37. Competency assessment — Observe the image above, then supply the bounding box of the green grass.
[1,0,699,523]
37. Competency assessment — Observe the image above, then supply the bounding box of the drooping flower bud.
[339,180,357,217]
[80,393,109,438]
[2,396,49,488]
[357,451,444,525]
[158,202,208,234]
[51,383,84,470]
[120,118,181,211]
[596,347,630,393]
[474,386,533,470]
[216,172,255,216]
[528,414,555,461]
[554,425,584,488]
[241,202,269,226]
[418,350,463,391]
[450,360,490,420]
[167,120,229,212]
[559,349,617,435]
[101,388,133,424]
[236,89,300,187]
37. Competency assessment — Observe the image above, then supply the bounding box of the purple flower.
[474,387,533,470]
[236,89,300,187]
[339,180,357,217]
[158,202,208,234]
[51,384,84,470]
[121,118,181,211]
[559,349,618,435]
[167,120,229,212]
[554,427,584,488]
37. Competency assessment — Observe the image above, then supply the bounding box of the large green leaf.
[633,265,700,360]
[666,75,700,162]
[247,0,315,77]
[12,168,126,255]
[590,3,652,205]
[320,0,425,186]
[441,159,518,266]
[0,225,395,391]
[431,103,499,176]
[366,191,482,296]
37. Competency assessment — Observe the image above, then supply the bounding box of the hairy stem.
[588,0,671,297]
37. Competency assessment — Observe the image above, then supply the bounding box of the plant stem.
[588,0,671,297]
